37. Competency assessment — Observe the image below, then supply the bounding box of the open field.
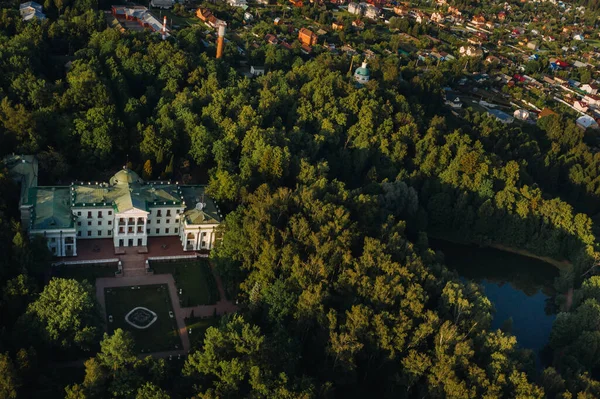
[150,259,219,306]
[105,284,181,352]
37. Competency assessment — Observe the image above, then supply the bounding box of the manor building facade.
[5,155,222,257]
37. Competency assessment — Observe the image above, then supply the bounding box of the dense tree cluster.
[1,0,600,397]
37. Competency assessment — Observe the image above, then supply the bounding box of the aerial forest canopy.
[1,0,600,398]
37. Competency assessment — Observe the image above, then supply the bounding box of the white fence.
[147,254,206,262]
[52,258,120,267]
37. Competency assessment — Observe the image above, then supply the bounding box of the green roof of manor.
[29,187,74,231]
[3,154,38,207]
[180,186,222,225]
[71,168,183,212]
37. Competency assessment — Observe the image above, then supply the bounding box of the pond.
[429,238,560,356]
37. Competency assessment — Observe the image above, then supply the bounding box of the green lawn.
[150,260,220,306]
[185,316,220,349]
[155,10,200,29]
[104,284,181,353]
[53,264,117,287]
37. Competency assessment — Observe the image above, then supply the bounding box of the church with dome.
[5,156,222,257]
[353,60,370,85]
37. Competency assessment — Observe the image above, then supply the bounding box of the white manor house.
[4,155,223,257]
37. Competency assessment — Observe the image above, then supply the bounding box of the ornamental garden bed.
[150,260,220,306]
[104,284,181,353]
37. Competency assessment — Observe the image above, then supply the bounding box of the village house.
[20,1,45,21]
[584,94,600,107]
[365,5,380,19]
[227,0,247,7]
[471,15,486,27]
[430,12,444,24]
[348,2,364,15]
[444,93,463,108]
[265,33,278,45]
[112,6,168,35]
[581,83,598,95]
[298,28,317,46]
[250,66,265,76]
[574,100,589,113]
[352,19,365,29]
[196,8,213,22]
[576,115,599,130]
[332,21,344,31]
[393,5,408,16]
[459,45,483,57]
[414,11,429,24]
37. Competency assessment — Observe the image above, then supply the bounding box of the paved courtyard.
[59,237,237,356]
[73,236,190,262]
[95,255,237,356]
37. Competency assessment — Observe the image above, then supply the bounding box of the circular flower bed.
[125,307,158,329]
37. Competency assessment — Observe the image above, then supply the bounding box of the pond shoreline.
[428,234,572,271]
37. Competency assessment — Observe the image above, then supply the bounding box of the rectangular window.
[108,221,112,225]
[147,228,150,234]
[88,211,92,218]
[156,228,160,234]
[51,237,56,242]
[98,221,102,226]
[87,231,91,237]
[88,221,92,226]
[166,219,170,224]
[165,228,170,234]
[98,211,102,218]
[77,222,81,226]
[157,219,161,224]
[157,210,162,217]
[167,210,171,217]
[77,231,81,237]
[175,218,179,223]
[202,232,207,237]
[176,209,180,214]
[108,211,112,215]
[175,228,178,233]
[98,230,102,236]
[77,211,82,216]
[108,230,112,236]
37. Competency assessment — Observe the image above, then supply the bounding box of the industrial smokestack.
[162,16,167,40]
[216,22,226,59]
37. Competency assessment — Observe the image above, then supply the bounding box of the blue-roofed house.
[20,1,46,21]
[488,109,514,124]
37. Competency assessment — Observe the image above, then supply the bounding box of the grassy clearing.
[151,260,220,306]
[185,316,220,349]
[53,264,117,287]
[105,284,181,353]
[156,9,200,28]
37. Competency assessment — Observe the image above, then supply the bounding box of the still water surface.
[430,239,560,354]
